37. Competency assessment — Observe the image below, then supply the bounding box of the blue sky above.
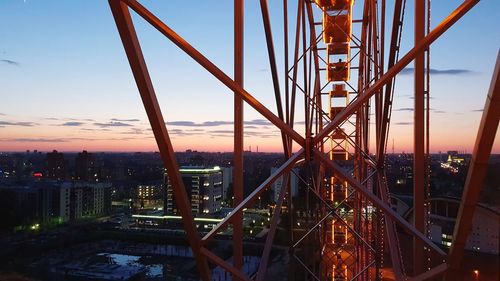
[0,0,499,152]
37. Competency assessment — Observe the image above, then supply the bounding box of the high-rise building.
[72,182,111,218]
[75,150,97,181]
[165,166,223,216]
[136,185,163,200]
[46,150,66,180]
[221,167,233,201]
[0,182,72,230]
[270,167,299,203]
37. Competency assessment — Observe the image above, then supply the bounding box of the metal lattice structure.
[108,0,498,280]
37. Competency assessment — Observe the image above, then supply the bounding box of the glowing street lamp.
[473,270,479,281]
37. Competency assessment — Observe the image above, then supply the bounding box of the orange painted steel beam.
[259,0,290,157]
[312,149,446,256]
[445,51,500,280]
[233,0,244,277]
[288,0,303,141]
[107,1,211,280]
[313,0,479,145]
[377,0,403,162]
[121,0,305,148]
[377,176,404,280]
[413,0,426,275]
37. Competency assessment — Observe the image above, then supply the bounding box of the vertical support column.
[233,0,244,278]
[413,0,426,276]
[259,0,289,156]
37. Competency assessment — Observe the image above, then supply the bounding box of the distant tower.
[46,150,66,180]
[75,150,97,181]
[392,138,395,154]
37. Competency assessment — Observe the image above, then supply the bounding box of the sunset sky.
[0,0,499,153]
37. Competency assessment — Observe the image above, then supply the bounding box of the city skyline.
[1,0,499,153]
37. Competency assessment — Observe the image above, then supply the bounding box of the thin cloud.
[471,109,483,112]
[206,129,278,139]
[433,110,447,114]
[0,136,152,143]
[111,118,140,122]
[166,119,276,128]
[167,121,196,126]
[394,107,413,112]
[9,138,68,143]
[69,118,94,122]
[169,128,204,137]
[120,128,147,135]
[0,59,20,66]
[210,130,233,134]
[62,121,85,126]
[93,121,133,127]
[245,131,278,138]
[0,121,35,127]
[80,128,112,132]
[406,95,435,100]
[167,120,233,127]
[400,67,474,75]
[203,121,233,126]
[0,113,6,116]
[244,119,272,126]
[45,117,95,122]
[394,122,413,126]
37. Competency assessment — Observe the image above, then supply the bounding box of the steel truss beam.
[121,0,305,147]
[313,149,445,256]
[445,51,500,280]
[233,0,244,277]
[108,1,210,279]
[108,0,481,280]
[313,0,480,144]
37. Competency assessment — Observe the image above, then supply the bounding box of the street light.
[473,270,479,281]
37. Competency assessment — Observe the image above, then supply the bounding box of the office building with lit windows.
[165,166,223,216]
[400,195,499,255]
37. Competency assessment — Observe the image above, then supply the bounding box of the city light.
[0,0,498,280]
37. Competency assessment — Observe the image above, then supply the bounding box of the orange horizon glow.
[1,135,499,154]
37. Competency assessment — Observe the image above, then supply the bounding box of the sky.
[0,0,499,153]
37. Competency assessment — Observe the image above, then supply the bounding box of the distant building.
[402,196,499,255]
[221,167,233,200]
[75,150,97,181]
[134,184,163,210]
[1,181,112,228]
[51,182,71,222]
[165,166,223,216]
[136,185,163,200]
[0,186,39,230]
[72,182,112,219]
[270,167,299,203]
[46,150,66,180]
[0,182,73,230]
